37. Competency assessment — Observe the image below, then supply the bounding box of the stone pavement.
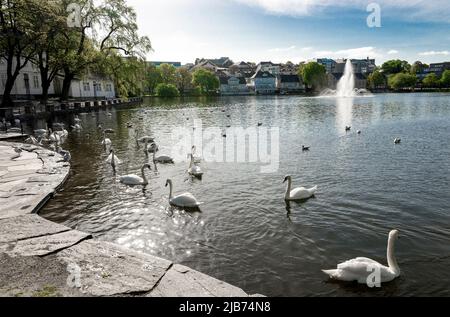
[0,141,261,297]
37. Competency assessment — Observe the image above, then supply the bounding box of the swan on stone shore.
[283,175,317,201]
[119,163,152,186]
[322,230,401,284]
[165,179,203,208]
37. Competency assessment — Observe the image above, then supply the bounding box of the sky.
[126,0,450,65]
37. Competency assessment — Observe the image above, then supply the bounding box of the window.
[83,82,90,91]
[33,75,39,89]
[95,83,102,92]
[105,83,112,92]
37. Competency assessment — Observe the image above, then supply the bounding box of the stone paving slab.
[0,214,71,243]
[148,264,249,297]
[5,230,91,257]
[56,240,172,296]
[0,133,27,140]
[0,253,88,297]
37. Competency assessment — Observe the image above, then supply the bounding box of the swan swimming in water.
[165,179,203,208]
[106,149,122,172]
[187,154,203,178]
[101,131,112,147]
[322,230,401,284]
[283,175,317,201]
[153,149,174,164]
[119,163,152,186]
[191,145,202,163]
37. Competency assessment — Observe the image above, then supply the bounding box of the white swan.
[119,163,152,186]
[283,175,317,201]
[135,131,154,145]
[153,149,174,164]
[106,149,122,166]
[165,179,203,208]
[188,154,203,177]
[144,140,159,154]
[322,230,401,284]
[191,145,202,163]
[49,130,61,143]
[101,131,112,146]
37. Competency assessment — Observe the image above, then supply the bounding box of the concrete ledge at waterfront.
[0,142,261,297]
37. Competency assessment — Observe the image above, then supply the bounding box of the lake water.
[38,93,450,296]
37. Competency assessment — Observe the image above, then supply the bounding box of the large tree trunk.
[1,74,18,108]
[40,79,50,104]
[61,72,74,101]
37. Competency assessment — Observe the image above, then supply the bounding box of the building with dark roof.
[277,74,305,94]
[249,71,276,94]
[219,75,251,95]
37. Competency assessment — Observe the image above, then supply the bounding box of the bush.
[155,83,180,97]
[388,73,417,90]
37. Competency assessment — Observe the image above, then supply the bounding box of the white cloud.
[314,46,383,59]
[234,0,450,22]
[418,51,450,56]
[268,45,297,52]
[388,50,399,55]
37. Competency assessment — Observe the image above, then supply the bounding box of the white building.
[256,62,281,76]
[249,70,276,94]
[1,58,116,100]
[219,75,251,95]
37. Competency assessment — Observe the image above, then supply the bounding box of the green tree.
[381,59,411,75]
[299,62,327,92]
[367,70,386,89]
[440,70,450,88]
[422,73,440,88]
[175,67,192,95]
[388,73,417,90]
[0,0,45,107]
[410,61,428,75]
[159,63,177,84]
[59,0,152,100]
[155,83,179,97]
[192,69,219,95]
[146,64,162,95]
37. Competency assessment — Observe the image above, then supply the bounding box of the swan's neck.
[189,154,194,169]
[168,181,173,199]
[111,152,115,166]
[141,166,148,185]
[387,236,400,275]
[285,178,292,200]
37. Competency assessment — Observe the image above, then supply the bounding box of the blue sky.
[127,0,450,65]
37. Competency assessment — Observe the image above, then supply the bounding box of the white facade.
[0,58,55,97]
[1,58,115,99]
[257,62,281,76]
[68,77,116,99]
[219,76,251,95]
[250,71,276,94]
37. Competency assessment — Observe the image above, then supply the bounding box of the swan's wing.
[172,193,202,207]
[337,257,384,275]
[119,174,142,185]
[290,187,312,199]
